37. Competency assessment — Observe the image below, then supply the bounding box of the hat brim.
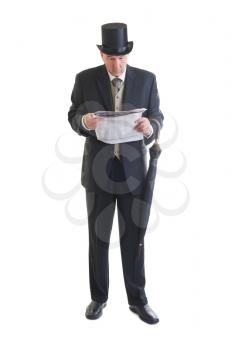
[96,41,133,55]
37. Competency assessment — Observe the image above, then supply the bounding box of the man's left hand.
[134,117,152,137]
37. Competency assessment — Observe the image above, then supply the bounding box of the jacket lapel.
[122,64,136,110]
[96,65,114,111]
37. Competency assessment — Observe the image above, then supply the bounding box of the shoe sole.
[85,303,107,320]
[129,306,159,325]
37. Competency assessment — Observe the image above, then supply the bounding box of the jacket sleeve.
[144,75,164,146]
[68,74,96,138]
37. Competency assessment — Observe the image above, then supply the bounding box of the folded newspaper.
[94,108,146,144]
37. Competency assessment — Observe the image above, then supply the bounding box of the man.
[68,23,164,324]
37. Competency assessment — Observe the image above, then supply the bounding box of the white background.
[0,0,232,349]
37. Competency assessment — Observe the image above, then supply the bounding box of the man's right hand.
[83,113,103,130]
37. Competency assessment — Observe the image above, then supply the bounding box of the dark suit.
[68,64,164,305]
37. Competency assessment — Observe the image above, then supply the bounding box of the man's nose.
[113,59,121,68]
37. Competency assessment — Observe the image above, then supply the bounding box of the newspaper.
[94,108,146,144]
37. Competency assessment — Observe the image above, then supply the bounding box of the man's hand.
[83,113,103,130]
[134,117,152,137]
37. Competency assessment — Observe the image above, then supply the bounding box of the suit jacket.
[68,64,164,195]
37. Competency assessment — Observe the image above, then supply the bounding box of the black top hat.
[97,23,133,56]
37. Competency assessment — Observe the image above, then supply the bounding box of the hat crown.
[102,23,128,49]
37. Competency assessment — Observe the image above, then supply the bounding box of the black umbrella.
[134,122,162,277]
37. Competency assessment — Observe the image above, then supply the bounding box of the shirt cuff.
[144,127,153,139]
[82,115,91,131]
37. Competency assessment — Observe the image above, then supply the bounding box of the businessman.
[68,23,164,324]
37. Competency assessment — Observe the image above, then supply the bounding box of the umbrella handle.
[149,118,161,144]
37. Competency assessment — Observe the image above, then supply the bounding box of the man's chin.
[111,67,127,76]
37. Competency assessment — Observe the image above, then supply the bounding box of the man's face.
[101,53,128,76]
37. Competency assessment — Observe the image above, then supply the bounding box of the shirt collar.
[107,67,127,83]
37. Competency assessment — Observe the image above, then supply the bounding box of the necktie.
[112,77,123,94]
[111,78,123,160]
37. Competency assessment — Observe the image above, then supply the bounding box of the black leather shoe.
[85,301,107,320]
[129,304,159,324]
